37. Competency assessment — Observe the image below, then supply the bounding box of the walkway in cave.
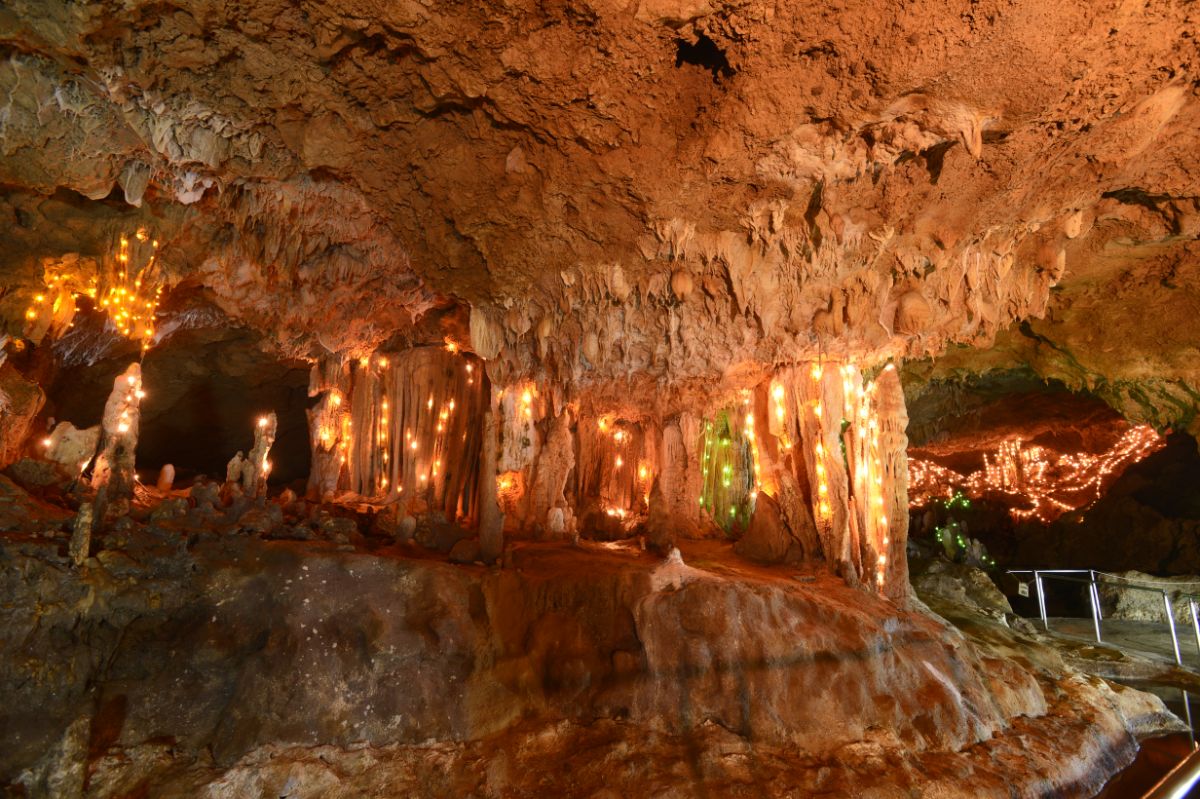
[1043,616,1200,672]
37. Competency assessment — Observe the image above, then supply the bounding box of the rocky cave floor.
[0,467,1190,799]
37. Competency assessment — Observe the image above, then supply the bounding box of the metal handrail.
[1006,569,1200,667]
[1141,745,1200,799]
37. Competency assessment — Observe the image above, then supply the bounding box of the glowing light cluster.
[25,230,165,352]
[908,424,1164,523]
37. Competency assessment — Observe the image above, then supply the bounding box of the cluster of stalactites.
[697,400,758,532]
[768,360,909,595]
[306,347,486,519]
[578,414,659,519]
[25,230,164,352]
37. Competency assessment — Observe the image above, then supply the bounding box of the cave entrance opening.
[45,326,312,488]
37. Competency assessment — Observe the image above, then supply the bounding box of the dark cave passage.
[45,327,312,486]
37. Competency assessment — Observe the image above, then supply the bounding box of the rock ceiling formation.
[1,0,1197,420]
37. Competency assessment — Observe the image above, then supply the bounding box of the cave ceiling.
[1,0,1198,418]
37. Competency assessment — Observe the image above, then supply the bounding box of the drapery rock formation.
[0,0,1198,796]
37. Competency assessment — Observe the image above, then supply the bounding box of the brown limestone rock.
[734,491,795,564]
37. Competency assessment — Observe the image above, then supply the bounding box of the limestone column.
[243,412,277,497]
[91,362,143,518]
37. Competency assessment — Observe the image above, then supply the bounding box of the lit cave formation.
[2,2,1200,797]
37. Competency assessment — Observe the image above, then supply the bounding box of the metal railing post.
[1035,570,1049,631]
[1191,600,1200,661]
[1165,591,1183,665]
[1185,690,1195,749]
[1088,571,1103,643]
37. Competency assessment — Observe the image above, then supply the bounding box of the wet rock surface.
[0,521,1180,798]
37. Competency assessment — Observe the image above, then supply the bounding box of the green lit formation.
[698,409,756,533]
[944,490,972,510]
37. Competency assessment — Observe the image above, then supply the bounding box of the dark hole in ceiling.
[675,33,735,82]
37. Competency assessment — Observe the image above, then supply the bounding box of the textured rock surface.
[0,0,1194,414]
[0,531,1179,798]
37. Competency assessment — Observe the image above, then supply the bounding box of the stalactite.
[91,362,143,519]
[873,365,910,600]
[478,405,504,562]
[527,410,576,537]
[495,382,542,527]
[754,378,819,559]
[306,347,486,519]
[648,415,704,539]
[794,361,855,576]
[306,356,345,501]
[772,359,910,595]
[579,413,656,518]
[696,405,756,532]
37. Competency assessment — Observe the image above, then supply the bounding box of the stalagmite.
[68,503,93,566]
[156,464,175,493]
[226,452,246,485]
[91,363,143,518]
[243,413,276,497]
[43,421,100,476]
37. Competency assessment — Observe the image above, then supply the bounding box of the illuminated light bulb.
[427,397,434,410]
[41,437,51,448]
[615,456,624,468]
[117,423,130,434]
[819,501,831,515]
[815,442,824,455]
[24,309,36,320]
[818,483,828,495]
[772,385,785,401]
[410,441,418,451]
[420,474,427,482]
[381,477,388,487]
[360,357,369,367]
[258,417,268,428]
[34,294,44,303]
[811,365,822,381]
[448,400,455,411]
[878,555,886,564]
[638,465,649,480]
[466,363,474,373]
[521,390,532,405]
[445,339,459,353]
[378,357,389,368]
